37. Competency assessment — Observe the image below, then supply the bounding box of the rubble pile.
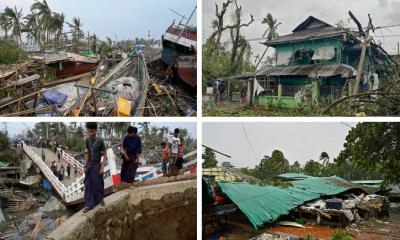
[144,81,196,116]
[297,193,390,227]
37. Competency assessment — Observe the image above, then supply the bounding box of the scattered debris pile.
[145,80,196,116]
[0,188,40,212]
[0,211,67,240]
[211,176,388,229]
[297,193,389,227]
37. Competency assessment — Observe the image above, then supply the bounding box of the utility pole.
[349,11,374,95]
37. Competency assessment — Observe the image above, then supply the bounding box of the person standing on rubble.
[67,164,71,179]
[83,122,106,213]
[41,149,46,162]
[57,149,61,161]
[121,126,142,183]
[167,128,181,176]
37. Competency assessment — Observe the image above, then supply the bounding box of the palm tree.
[319,152,330,166]
[31,0,52,47]
[67,17,83,50]
[50,12,65,49]
[3,7,24,46]
[255,13,280,68]
[23,12,41,47]
[0,11,12,39]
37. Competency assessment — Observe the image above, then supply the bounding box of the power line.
[241,123,258,163]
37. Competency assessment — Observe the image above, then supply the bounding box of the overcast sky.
[4,122,197,139]
[203,122,357,168]
[203,0,400,63]
[0,0,196,40]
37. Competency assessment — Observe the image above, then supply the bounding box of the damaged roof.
[218,176,368,228]
[203,167,238,182]
[254,64,355,78]
[278,173,311,180]
[263,16,357,46]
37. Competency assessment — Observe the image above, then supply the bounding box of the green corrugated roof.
[278,173,311,180]
[0,161,10,168]
[218,176,367,228]
[292,176,357,195]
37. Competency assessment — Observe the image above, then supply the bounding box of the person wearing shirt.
[121,126,142,183]
[167,128,181,176]
[83,122,106,213]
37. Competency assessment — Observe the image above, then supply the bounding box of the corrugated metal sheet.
[203,167,237,182]
[218,176,367,228]
[263,26,350,46]
[255,64,355,78]
[278,173,310,180]
[291,176,359,196]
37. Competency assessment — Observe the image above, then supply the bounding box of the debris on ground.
[39,196,66,213]
[144,80,196,116]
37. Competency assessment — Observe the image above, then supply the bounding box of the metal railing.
[135,150,197,181]
[22,142,66,198]
[59,149,85,174]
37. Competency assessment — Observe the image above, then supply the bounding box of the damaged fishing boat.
[43,51,100,78]
[3,53,150,117]
[82,53,150,117]
[161,7,197,88]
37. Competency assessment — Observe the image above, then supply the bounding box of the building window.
[293,49,314,65]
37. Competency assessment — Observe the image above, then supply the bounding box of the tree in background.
[202,0,254,89]
[289,161,302,173]
[303,159,322,176]
[255,13,280,68]
[203,147,218,168]
[253,150,289,179]
[2,7,23,47]
[319,151,330,166]
[67,16,84,51]
[335,122,400,184]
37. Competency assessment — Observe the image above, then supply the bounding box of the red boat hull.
[176,56,196,88]
[56,61,98,78]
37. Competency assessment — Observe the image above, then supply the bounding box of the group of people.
[82,123,143,213]
[82,122,187,213]
[161,128,185,177]
[213,80,226,105]
[211,80,248,105]
[50,162,72,181]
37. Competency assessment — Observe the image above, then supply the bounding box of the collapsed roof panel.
[218,176,369,228]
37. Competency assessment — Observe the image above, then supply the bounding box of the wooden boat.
[84,53,149,116]
[55,53,100,78]
[161,8,197,88]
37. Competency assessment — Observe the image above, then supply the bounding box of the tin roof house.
[250,16,391,108]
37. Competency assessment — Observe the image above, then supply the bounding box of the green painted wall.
[256,96,299,108]
[275,37,342,66]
